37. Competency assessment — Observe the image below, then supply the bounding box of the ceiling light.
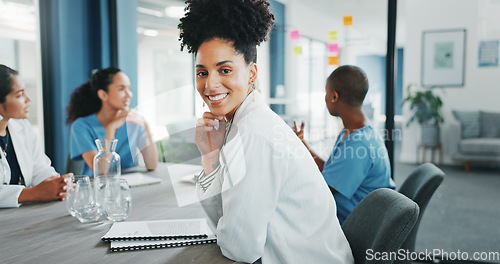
[137,6,163,17]
[165,6,185,18]
[0,1,36,31]
[143,29,158,37]
[137,27,158,37]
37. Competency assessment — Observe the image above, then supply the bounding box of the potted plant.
[402,83,444,148]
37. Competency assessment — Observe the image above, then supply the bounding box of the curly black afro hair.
[178,0,275,64]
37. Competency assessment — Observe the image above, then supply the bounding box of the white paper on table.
[167,163,203,207]
[121,173,162,187]
[102,218,210,241]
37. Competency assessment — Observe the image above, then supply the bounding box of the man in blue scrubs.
[294,65,395,224]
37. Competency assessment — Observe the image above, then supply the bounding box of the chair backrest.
[166,118,198,142]
[65,153,83,175]
[342,188,420,264]
[397,163,444,258]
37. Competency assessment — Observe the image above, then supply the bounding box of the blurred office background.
[4,0,499,172]
[1,0,499,258]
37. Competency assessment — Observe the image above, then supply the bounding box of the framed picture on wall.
[421,29,466,87]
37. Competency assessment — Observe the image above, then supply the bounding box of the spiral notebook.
[102,218,216,252]
[109,235,217,252]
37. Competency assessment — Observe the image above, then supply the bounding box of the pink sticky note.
[290,30,300,41]
[328,43,339,54]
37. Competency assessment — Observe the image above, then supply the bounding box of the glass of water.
[102,178,132,222]
[65,175,90,217]
[73,178,101,223]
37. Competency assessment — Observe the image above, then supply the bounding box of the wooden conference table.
[0,163,234,264]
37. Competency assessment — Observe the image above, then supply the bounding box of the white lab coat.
[197,91,354,264]
[0,118,57,208]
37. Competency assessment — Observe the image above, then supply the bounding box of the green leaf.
[401,83,444,126]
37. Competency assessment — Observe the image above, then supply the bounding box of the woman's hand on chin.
[195,112,226,155]
[195,112,226,173]
[109,109,130,130]
[125,108,147,127]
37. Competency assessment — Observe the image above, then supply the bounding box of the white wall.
[400,0,500,164]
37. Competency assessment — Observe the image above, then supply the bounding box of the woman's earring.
[253,85,255,101]
[331,100,335,103]
[251,83,256,102]
[203,101,205,107]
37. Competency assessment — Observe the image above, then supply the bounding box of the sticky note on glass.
[293,46,302,55]
[290,30,300,41]
[328,43,339,54]
[343,16,353,26]
[328,56,339,66]
[328,31,338,40]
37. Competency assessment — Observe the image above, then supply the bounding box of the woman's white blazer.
[197,92,354,264]
[0,118,57,208]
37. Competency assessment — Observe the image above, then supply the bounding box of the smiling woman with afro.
[177,1,355,263]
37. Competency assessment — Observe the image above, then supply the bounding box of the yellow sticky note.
[343,16,353,26]
[328,31,338,40]
[328,56,339,66]
[293,46,302,55]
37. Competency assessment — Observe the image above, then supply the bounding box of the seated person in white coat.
[0,65,71,208]
[178,1,354,263]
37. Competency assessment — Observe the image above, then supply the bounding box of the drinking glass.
[73,178,101,223]
[65,175,90,217]
[102,178,132,222]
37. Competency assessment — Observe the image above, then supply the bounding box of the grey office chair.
[395,163,445,264]
[65,153,83,175]
[342,188,420,264]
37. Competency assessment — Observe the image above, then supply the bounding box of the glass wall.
[0,0,44,144]
[284,0,389,159]
[136,0,195,141]
[288,37,338,143]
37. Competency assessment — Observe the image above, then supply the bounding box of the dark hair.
[327,65,369,107]
[178,0,275,64]
[0,64,19,104]
[66,67,121,124]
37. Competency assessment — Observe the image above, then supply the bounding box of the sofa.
[451,110,500,171]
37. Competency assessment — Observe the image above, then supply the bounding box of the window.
[0,0,44,144]
[137,0,195,140]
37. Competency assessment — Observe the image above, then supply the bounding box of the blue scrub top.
[322,126,395,224]
[69,114,147,177]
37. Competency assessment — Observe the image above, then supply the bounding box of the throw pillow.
[480,111,500,138]
[452,110,480,139]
